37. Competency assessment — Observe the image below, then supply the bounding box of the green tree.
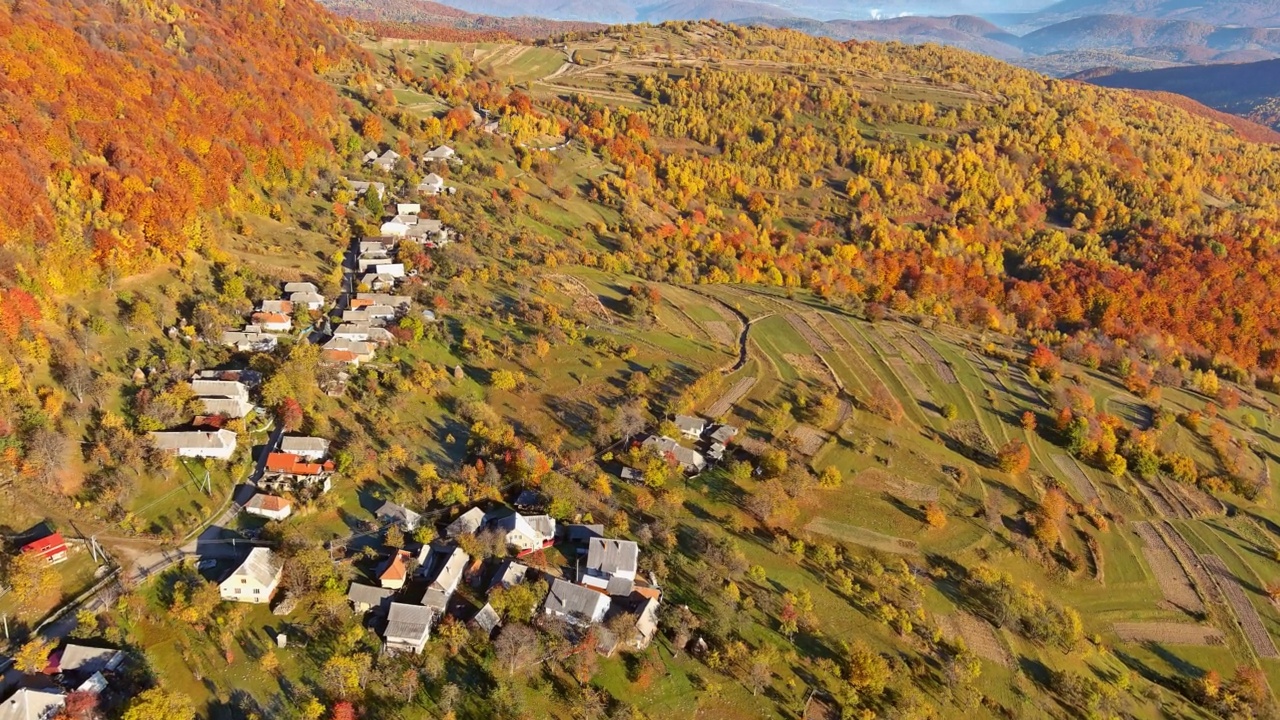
[122,689,195,720]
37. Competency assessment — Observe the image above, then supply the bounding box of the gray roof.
[445,507,486,537]
[543,578,610,622]
[201,397,250,418]
[151,429,237,451]
[58,644,123,675]
[386,602,434,640]
[674,415,707,434]
[280,436,329,456]
[490,560,530,589]
[427,547,470,593]
[606,576,635,596]
[347,582,395,611]
[377,501,420,527]
[190,379,248,399]
[474,603,501,633]
[587,538,639,577]
[526,515,555,539]
[642,436,705,471]
[283,282,317,294]
[709,424,739,444]
[0,689,64,720]
[420,588,450,612]
[225,548,282,587]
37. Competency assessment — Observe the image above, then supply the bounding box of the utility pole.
[1,613,8,641]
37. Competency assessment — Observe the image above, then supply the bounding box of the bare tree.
[494,623,539,676]
[54,354,93,404]
[611,402,646,444]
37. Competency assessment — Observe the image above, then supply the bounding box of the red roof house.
[22,532,69,565]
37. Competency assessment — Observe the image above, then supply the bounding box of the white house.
[492,513,556,552]
[674,415,707,439]
[380,220,410,238]
[384,603,434,654]
[0,689,65,720]
[422,145,456,163]
[368,149,400,172]
[191,379,252,419]
[150,429,237,460]
[359,273,396,291]
[373,263,405,278]
[421,546,470,611]
[219,548,283,604]
[543,578,610,625]
[418,173,445,196]
[244,493,293,521]
[333,323,393,344]
[288,291,325,311]
[321,337,377,365]
[280,436,329,460]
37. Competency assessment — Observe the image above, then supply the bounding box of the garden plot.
[790,424,830,456]
[942,612,1012,667]
[784,313,831,353]
[886,327,926,363]
[1168,481,1225,517]
[704,321,737,347]
[706,376,757,418]
[855,469,940,502]
[1136,478,1190,519]
[1201,554,1279,659]
[783,354,838,388]
[1113,623,1225,646]
[910,335,959,384]
[1133,522,1204,613]
[1161,523,1221,604]
[1051,453,1101,504]
[804,518,919,554]
[887,356,935,407]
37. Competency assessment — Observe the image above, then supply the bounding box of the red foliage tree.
[277,397,304,432]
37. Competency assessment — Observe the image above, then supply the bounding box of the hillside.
[0,0,360,297]
[318,0,604,39]
[14,11,1280,720]
[1015,14,1280,58]
[1026,0,1280,28]
[1086,58,1280,128]
[408,0,797,23]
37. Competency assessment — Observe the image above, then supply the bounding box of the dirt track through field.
[804,518,918,554]
[857,469,939,502]
[1201,553,1279,658]
[1161,522,1221,604]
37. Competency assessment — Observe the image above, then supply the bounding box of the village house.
[21,531,69,565]
[280,436,329,460]
[0,688,65,720]
[52,644,125,677]
[191,379,253,419]
[372,263,405,279]
[490,559,530,590]
[250,311,292,333]
[258,299,293,315]
[354,293,412,312]
[345,179,386,201]
[244,493,292,521]
[360,237,397,253]
[359,273,397,292]
[321,337,376,365]
[642,435,706,474]
[261,452,334,494]
[288,291,325,311]
[674,414,707,439]
[346,582,395,614]
[396,203,421,215]
[491,512,556,552]
[332,323,393,344]
[445,507,486,538]
[384,603,434,654]
[283,281,318,294]
[405,218,449,245]
[582,537,639,596]
[376,500,421,530]
[473,603,501,636]
[421,546,469,611]
[151,429,238,460]
[356,255,390,273]
[192,368,262,386]
[379,550,411,590]
[379,219,410,237]
[543,578,610,625]
[422,145,456,163]
[220,327,278,353]
[219,547,283,604]
[418,173,445,196]
[367,149,400,172]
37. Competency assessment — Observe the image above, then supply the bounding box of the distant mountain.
[410,0,798,23]
[1015,15,1280,59]
[755,15,1026,59]
[1084,58,1280,129]
[1027,0,1280,28]
[1016,49,1182,75]
[318,0,603,37]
